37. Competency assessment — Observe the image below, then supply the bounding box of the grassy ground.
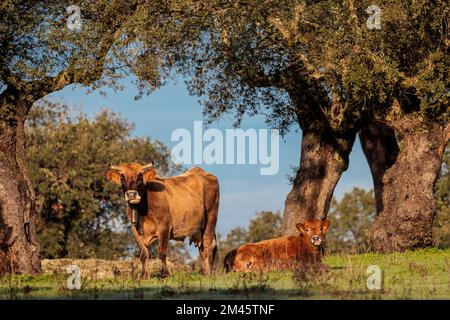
[1,248,449,300]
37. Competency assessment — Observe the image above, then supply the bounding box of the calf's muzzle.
[311,235,322,246]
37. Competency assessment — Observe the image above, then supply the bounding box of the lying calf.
[224,219,331,272]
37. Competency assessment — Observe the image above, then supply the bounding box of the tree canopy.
[128,0,447,133]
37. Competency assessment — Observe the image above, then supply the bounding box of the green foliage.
[313,0,449,120]
[2,1,446,129]
[247,210,282,243]
[26,101,177,259]
[1,1,154,85]
[326,188,377,254]
[127,0,449,133]
[217,227,248,263]
[0,1,165,122]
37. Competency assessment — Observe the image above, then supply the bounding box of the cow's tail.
[223,249,237,273]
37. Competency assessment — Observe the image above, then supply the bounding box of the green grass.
[1,248,449,300]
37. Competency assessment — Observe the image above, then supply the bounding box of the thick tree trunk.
[0,102,41,274]
[281,127,356,236]
[359,122,399,213]
[369,114,450,252]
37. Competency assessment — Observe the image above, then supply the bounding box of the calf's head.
[296,219,331,248]
[106,163,157,206]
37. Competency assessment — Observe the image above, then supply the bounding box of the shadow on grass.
[0,272,383,300]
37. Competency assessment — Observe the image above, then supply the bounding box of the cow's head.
[296,219,331,248]
[106,162,157,206]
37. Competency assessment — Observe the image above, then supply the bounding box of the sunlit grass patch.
[1,249,449,300]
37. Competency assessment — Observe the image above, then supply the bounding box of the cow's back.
[163,167,219,239]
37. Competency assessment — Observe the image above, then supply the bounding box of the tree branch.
[25,1,144,101]
[32,27,123,100]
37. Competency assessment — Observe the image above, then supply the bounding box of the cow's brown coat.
[106,163,219,277]
[224,220,331,272]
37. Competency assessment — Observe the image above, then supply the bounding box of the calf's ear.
[106,169,121,185]
[142,168,157,184]
[322,220,331,233]
[296,223,306,234]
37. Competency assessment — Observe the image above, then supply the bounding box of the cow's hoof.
[201,269,212,276]
[140,273,149,280]
[160,270,170,278]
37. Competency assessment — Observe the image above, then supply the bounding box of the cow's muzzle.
[311,235,322,246]
[125,190,141,204]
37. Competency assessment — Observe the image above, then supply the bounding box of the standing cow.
[224,219,331,272]
[106,163,219,277]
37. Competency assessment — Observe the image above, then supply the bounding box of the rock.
[41,258,180,279]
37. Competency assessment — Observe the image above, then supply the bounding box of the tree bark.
[359,122,399,213]
[281,127,356,236]
[369,114,450,252]
[0,100,41,274]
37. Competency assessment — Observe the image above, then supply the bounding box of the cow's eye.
[306,229,309,232]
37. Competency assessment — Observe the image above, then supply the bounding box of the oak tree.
[0,0,166,273]
[139,0,448,250]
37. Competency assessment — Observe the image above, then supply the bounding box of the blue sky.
[45,76,373,237]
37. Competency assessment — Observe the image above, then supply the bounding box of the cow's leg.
[200,234,217,275]
[139,237,158,279]
[201,204,219,275]
[157,229,171,278]
[139,248,149,279]
[130,223,150,279]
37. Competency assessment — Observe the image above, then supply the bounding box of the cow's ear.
[322,220,331,233]
[106,169,121,185]
[296,223,306,234]
[142,168,157,184]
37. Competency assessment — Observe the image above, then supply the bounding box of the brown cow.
[224,219,331,272]
[106,163,219,278]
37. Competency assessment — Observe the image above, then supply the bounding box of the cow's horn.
[141,163,153,172]
[110,165,122,172]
